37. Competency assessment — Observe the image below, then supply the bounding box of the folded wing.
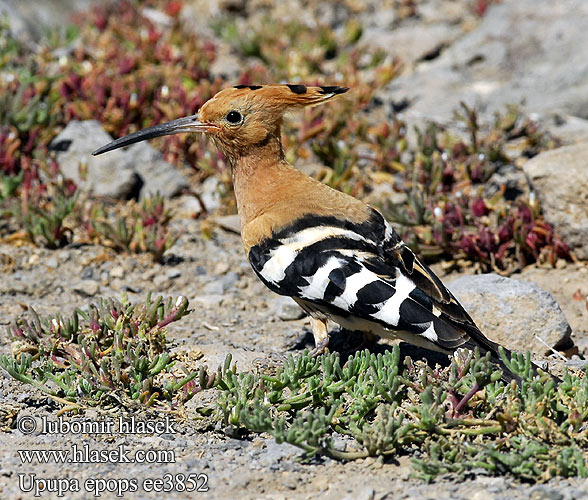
[247,209,495,353]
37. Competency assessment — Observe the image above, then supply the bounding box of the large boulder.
[381,0,588,123]
[523,142,588,260]
[128,142,190,199]
[0,0,104,44]
[50,120,188,199]
[50,120,140,199]
[448,273,572,356]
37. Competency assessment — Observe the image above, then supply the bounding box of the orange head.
[92,84,349,162]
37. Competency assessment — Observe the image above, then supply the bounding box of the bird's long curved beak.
[92,114,218,156]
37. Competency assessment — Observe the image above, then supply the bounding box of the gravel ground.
[1,207,587,499]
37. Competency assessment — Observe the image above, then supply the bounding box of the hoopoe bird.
[93,84,546,383]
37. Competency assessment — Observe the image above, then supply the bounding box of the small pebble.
[16,393,31,403]
[73,281,100,296]
[45,257,58,268]
[472,492,494,500]
[214,214,241,234]
[273,297,306,321]
[167,269,181,279]
[153,274,169,288]
[214,262,230,274]
[27,254,40,266]
[81,266,95,280]
[110,266,125,278]
[203,272,239,294]
[192,295,224,308]
[203,280,224,295]
[530,486,564,500]
[57,250,70,262]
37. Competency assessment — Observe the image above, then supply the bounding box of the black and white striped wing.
[247,211,488,353]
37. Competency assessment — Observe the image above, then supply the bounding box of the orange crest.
[210,84,349,111]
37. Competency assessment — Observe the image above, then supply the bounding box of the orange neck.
[228,131,373,251]
[231,133,292,225]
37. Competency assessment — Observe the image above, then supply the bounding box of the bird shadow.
[289,327,451,369]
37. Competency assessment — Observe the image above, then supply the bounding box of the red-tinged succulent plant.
[79,193,179,262]
[0,0,224,179]
[0,0,573,271]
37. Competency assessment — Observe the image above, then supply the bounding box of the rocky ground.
[1,210,587,500]
[1,0,588,499]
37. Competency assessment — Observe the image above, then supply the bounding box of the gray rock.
[361,22,460,65]
[191,294,224,308]
[177,194,206,217]
[166,268,182,279]
[483,164,530,201]
[221,271,240,289]
[195,345,263,375]
[202,271,239,294]
[471,491,495,500]
[56,250,70,262]
[72,280,100,297]
[213,214,241,234]
[51,120,140,199]
[523,142,588,259]
[51,120,189,199]
[547,113,588,145]
[530,486,564,500]
[109,266,125,279]
[127,142,189,199]
[448,273,572,355]
[179,0,221,40]
[16,392,32,403]
[153,274,170,288]
[80,266,97,280]
[254,439,298,468]
[381,0,588,124]
[272,297,306,321]
[202,279,225,295]
[45,257,58,269]
[0,0,105,45]
[199,176,222,213]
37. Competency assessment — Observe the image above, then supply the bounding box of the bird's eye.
[226,110,243,124]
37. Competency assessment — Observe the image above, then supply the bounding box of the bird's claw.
[310,337,329,357]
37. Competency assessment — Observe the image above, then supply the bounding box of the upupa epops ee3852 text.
[94,83,550,384]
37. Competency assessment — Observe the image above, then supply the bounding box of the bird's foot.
[310,336,329,357]
[309,317,329,357]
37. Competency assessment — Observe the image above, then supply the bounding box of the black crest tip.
[287,84,308,94]
[234,85,263,90]
[318,86,349,95]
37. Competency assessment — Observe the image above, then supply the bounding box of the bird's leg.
[309,317,329,357]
